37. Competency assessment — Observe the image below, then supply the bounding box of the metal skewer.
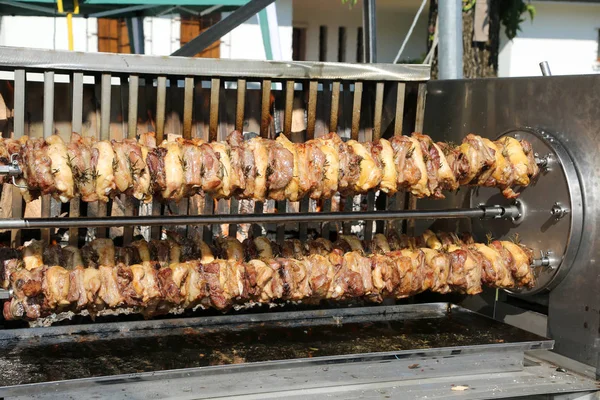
[0,205,521,230]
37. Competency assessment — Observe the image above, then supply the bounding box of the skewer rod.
[0,205,520,230]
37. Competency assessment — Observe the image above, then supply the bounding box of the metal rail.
[0,205,520,230]
[0,46,430,81]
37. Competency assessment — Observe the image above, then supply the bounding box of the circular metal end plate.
[470,128,583,295]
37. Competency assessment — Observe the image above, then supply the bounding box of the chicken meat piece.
[273,134,299,201]
[313,136,340,199]
[446,245,483,295]
[472,243,515,288]
[347,140,381,193]
[68,133,98,201]
[371,138,397,194]
[46,135,75,203]
[23,239,44,271]
[111,138,136,194]
[215,237,245,261]
[92,140,116,201]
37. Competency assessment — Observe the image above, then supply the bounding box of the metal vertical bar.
[41,71,55,243]
[363,82,381,242]
[407,82,427,236]
[156,76,167,143]
[95,73,112,239]
[372,82,384,140]
[128,75,139,138]
[183,77,194,139]
[362,0,377,63]
[252,79,271,238]
[306,80,318,139]
[365,82,387,240]
[209,78,220,142]
[100,74,111,140]
[69,72,84,246]
[393,82,406,136]
[350,82,362,139]
[230,79,246,238]
[150,76,167,240]
[275,80,295,245]
[235,79,246,132]
[203,78,220,242]
[260,79,271,138]
[11,69,25,247]
[122,75,139,245]
[343,81,363,235]
[389,82,406,234]
[438,0,463,79]
[299,80,318,241]
[283,80,294,136]
[330,81,340,133]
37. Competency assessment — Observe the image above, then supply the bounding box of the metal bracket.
[479,203,522,220]
[550,202,569,220]
[532,250,555,270]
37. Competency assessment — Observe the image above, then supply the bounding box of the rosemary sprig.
[265,164,274,180]
[243,165,252,179]
[112,157,118,171]
[406,146,415,159]
[485,232,493,245]
[179,155,188,173]
[510,232,521,245]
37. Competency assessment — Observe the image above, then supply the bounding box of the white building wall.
[499,2,600,77]
[293,0,428,63]
[0,15,97,52]
[220,0,293,60]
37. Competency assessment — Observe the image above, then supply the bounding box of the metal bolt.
[551,202,568,220]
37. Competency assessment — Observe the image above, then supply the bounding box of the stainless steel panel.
[471,128,584,295]
[422,74,600,368]
[0,46,430,81]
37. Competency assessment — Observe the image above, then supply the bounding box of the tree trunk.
[428,0,500,79]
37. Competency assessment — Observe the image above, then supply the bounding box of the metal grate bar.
[69,72,84,246]
[156,76,167,143]
[407,82,427,236]
[283,80,294,136]
[299,80,318,241]
[209,78,220,142]
[229,79,246,238]
[363,82,382,242]
[277,80,296,244]
[41,71,54,243]
[94,73,113,239]
[0,47,431,81]
[372,81,385,236]
[330,81,341,133]
[151,76,167,240]
[182,77,194,139]
[11,69,26,247]
[343,81,363,235]
[389,82,406,233]
[123,74,140,245]
[128,75,139,139]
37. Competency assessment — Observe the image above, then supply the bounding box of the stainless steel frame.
[423,74,600,371]
[0,47,597,397]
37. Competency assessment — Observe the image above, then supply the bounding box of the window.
[292,27,306,61]
[180,13,221,58]
[337,27,346,62]
[319,26,328,61]
[98,19,130,54]
[357,27,364,63]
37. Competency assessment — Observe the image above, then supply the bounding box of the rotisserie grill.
[0,46,597,399]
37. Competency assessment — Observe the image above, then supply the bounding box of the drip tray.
[0,303,553,397]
